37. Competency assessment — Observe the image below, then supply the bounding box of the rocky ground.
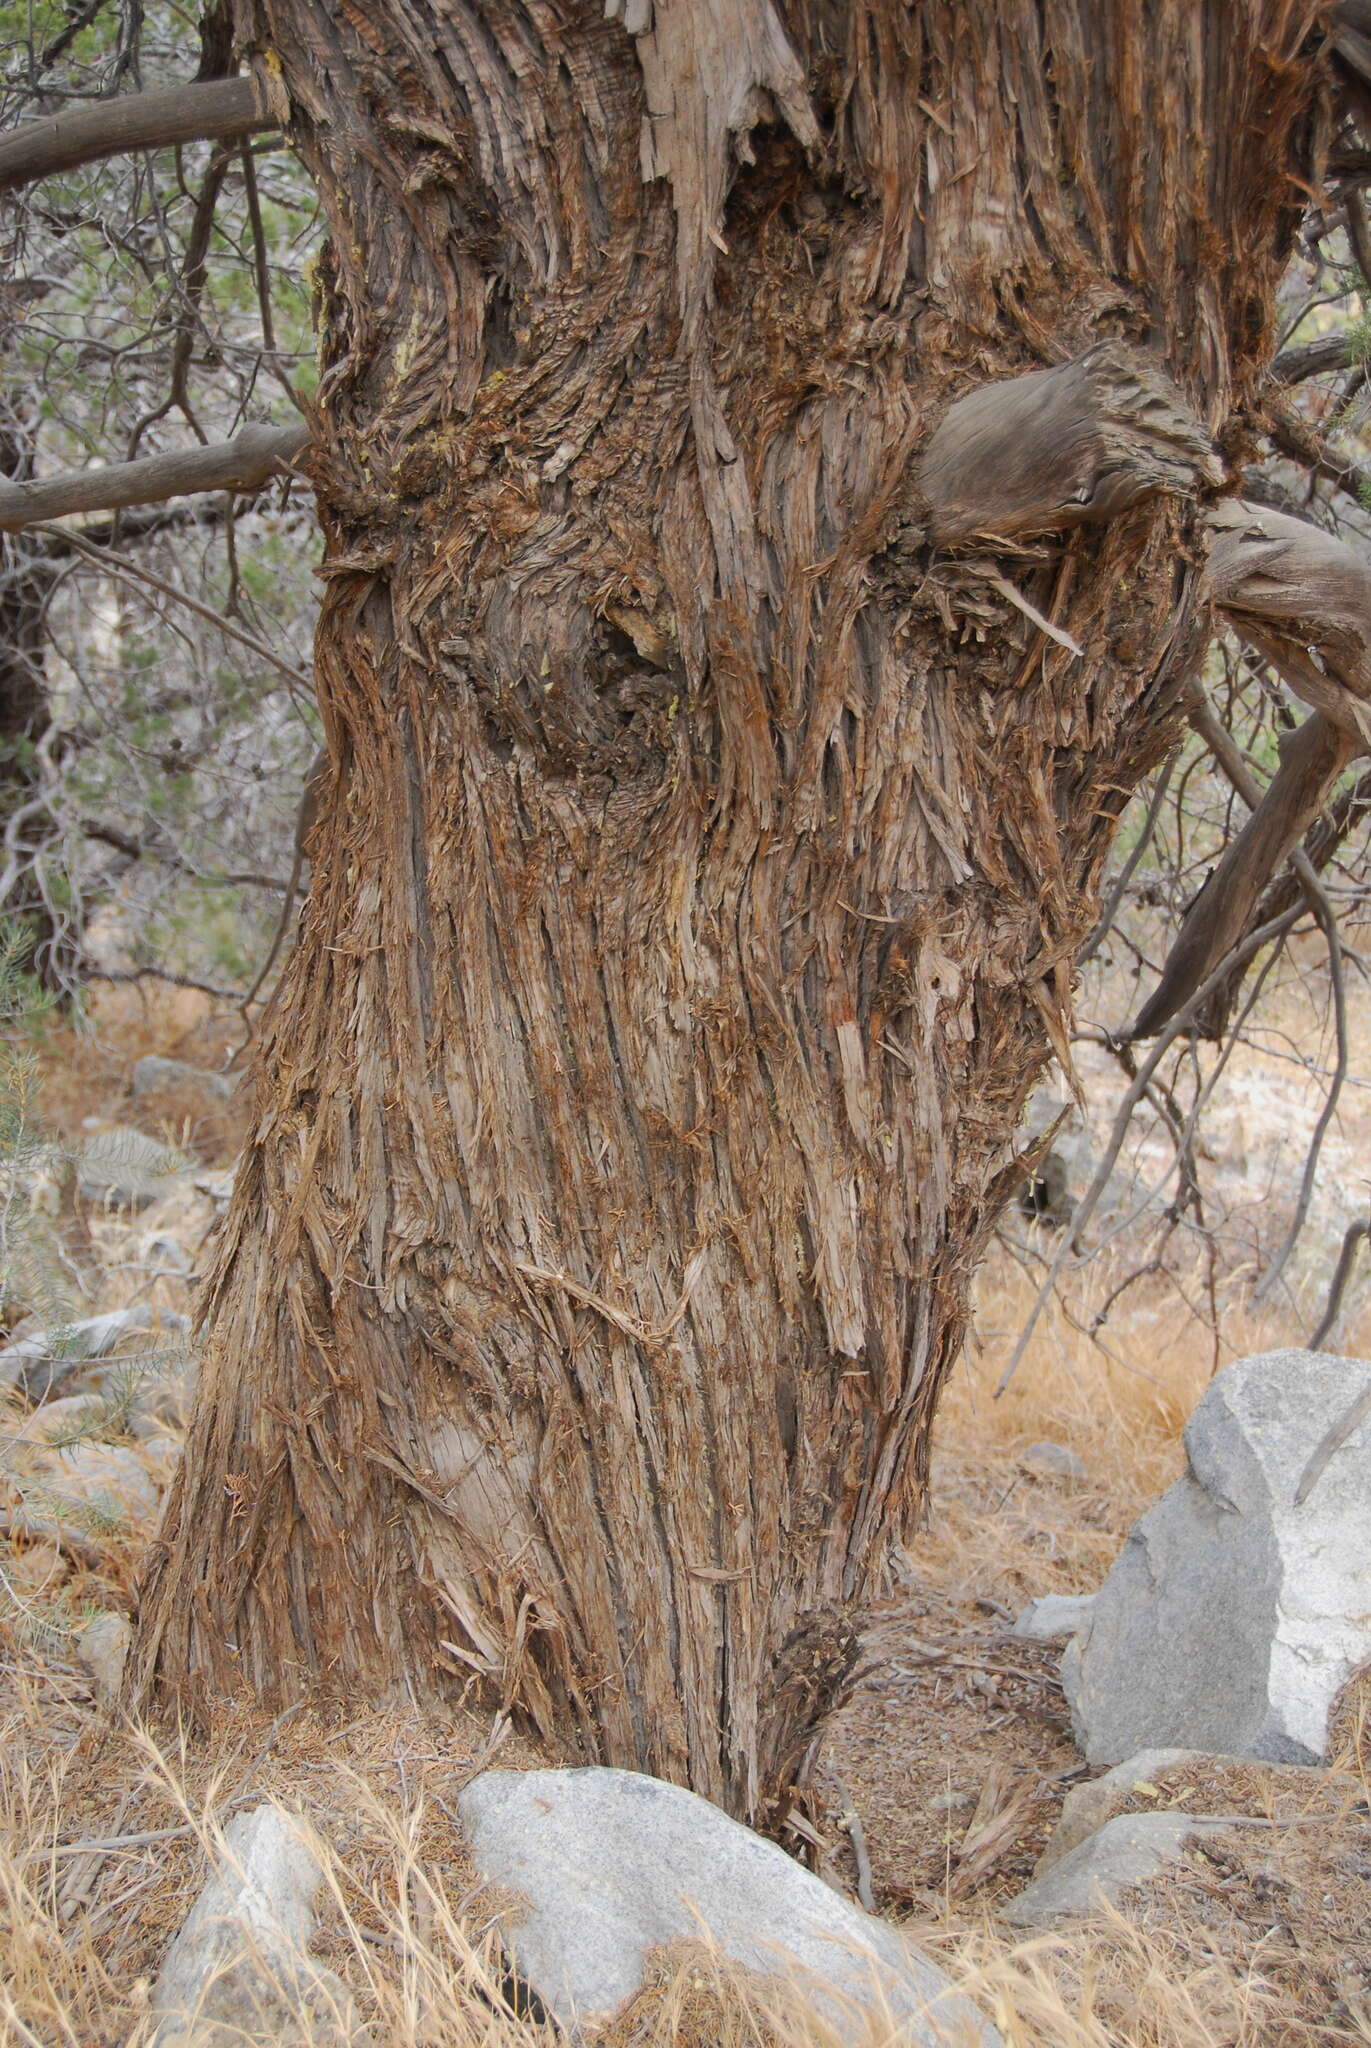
[2,984,1370,2045]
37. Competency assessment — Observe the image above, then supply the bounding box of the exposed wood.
[0,422,307,532]
[0,77,271,193]
[1130,712,1355,1040]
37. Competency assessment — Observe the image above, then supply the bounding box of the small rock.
[151,1806,364,2047]
[458,1766,1000,2045]
[0,1304,158,1401]
[77,1128,191,1212]
[1036,1750,1200,1868]
[132,1056,235,1102]
[1020,1440,1088,1482]
[929,1790,974,1815]
[2,1441,160,1547]
[1036,1749,1356,1872]
[1063,1350,1371,1765]
[77,1613,132,1700]
[8,1393,119,1445]
[1002,1811,1232,1928]
[1011,1592,1096,1642]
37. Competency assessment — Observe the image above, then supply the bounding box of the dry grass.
[3,984,1371,2044]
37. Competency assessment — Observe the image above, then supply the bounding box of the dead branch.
[1308,1216,1371,1353]
[0,77,269,193]
[1190,711,1371,1039]
[1130,712,1355,1039]
[1208,499,1371,736]
[0,423,308,532]
[1270,335,1357,383]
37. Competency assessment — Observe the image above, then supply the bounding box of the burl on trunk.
[133,1,1320,1817]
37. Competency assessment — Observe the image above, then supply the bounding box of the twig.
[1252,868,1349,1304]
[29,521,312,694]
[996,905,1303,1395]
[1309,1215,1371,1349]
[984,573,1085,657]
[829,1776,875,1911]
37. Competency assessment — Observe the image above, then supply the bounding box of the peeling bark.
[132,0,1324,1817]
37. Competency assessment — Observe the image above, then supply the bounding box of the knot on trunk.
[917,342,1223,545]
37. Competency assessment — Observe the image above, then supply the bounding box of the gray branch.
[1130,711,1355,1040]
[0,77,271,192]
[0,423,308,532]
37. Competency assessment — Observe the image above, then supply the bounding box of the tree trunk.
[133,0,1321,1818]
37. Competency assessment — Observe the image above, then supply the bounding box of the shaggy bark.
[132,0,1322,1817]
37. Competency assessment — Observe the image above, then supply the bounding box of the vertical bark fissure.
[134,0,1322,1815]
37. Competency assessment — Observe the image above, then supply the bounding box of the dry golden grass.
[4,980,1371,2044]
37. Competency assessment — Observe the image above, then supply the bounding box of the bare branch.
[0,77,270,193]
[0,423,308,532]
[32,520,313,693]
[1270,335,1358,384]
[1262,394,1371,517]
[1130,712,1355,1040]
[1308,1219,1371,1356]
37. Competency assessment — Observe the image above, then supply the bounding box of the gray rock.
[1063,1349,1371,1766]
[1,1441,160,1546]
[77,1612,132,1700]
[0,1304,158,1401]
[1011,1592,1096,1642]
[125,1358,199,1434]
[77,1128,191,1212]
[8,1393,118,1444]
[152,1806,364,2047]
[1037,1750,1199,1868]
[1002,1812,1232,1928]
[1020,1440,1088,1482]
[132,1056,235,1102]
[191,1166,236,1207]
[458,1766,999,2044]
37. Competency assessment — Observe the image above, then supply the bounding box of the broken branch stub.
[917,343,1222,545]
[1207,499,1371,745]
